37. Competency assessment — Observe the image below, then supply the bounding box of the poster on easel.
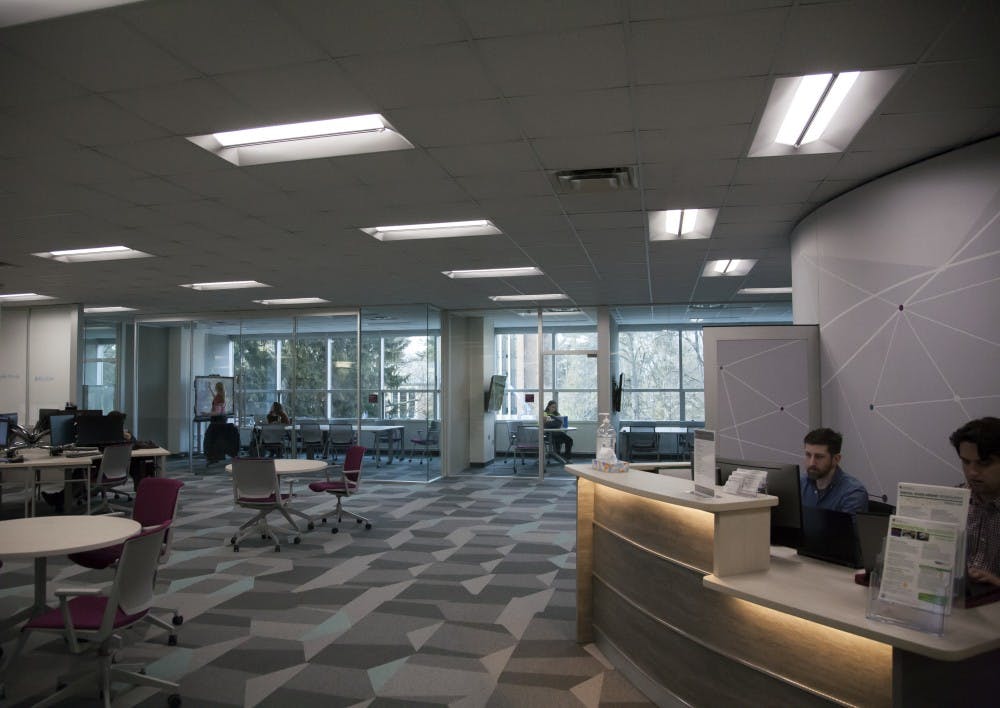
[194,375,235,418]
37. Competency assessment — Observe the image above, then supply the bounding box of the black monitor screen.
[0,412,18,430]
[75,414,126,447]
[799,507,861,568]
[37,408,63,432]
[717,456,802,548]
[0,420,8,447]
[49,414,77,447]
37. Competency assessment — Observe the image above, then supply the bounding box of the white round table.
[0,516,141,623]
[224,459,327,475]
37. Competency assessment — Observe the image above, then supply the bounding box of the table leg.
[32,556,47,612]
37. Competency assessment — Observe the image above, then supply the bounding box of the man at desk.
[801,428,868,514]
[544,400,573,459]
[950,417,1000,588]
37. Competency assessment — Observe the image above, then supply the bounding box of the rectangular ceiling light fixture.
[489,293,568,302]
[188,113,413,166]
[83,306,136,313]
[443,267,543,279]
[33,245,153,263]
[702,259,756,277]
[252,297,330,305]
[737,287,793,295]
[649,208,718,241]
[179,280,270,291]
[363,219,501,241]
[0,292,54,302]
[749,68,903,157]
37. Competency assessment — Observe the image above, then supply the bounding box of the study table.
[0,515,141,629]
[253,424,405,467]
[565,463,1000,707]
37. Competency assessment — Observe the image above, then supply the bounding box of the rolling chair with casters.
[408,422,439,464]
[68,477,185,645]
[327,424,355,462]
[3,526,182,707]
[298,421,325,459]
[230,457,305,552]
[91,443,134,514]
[627,426,661,461]
[512,425,543,474]
[309,445,371,533]
[867,493,896,515]
[258,423,287,458]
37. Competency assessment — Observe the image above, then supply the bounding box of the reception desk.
[566,464,1000,707]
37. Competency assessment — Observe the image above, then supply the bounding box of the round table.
[0,516,141,623]
[224,459,328,475]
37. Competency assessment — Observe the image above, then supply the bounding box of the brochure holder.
[866,550,947,636]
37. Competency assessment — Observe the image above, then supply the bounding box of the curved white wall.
[792,137,1000,501]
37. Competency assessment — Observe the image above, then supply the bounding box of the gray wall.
[791,137,1000,502]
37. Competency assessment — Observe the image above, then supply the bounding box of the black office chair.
[867,494,895,515]
[627,425,660,461]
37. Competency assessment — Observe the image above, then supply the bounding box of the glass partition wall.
[131,306,440,481]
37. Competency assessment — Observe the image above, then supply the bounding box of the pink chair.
[308,445,371,533]
[6,526,180,707]
[68,477,185,644]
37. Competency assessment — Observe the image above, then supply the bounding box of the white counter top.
[704,551,1000,661]
[566,463,777,513]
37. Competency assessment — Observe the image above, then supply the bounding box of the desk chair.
[5,526,180,708]
[327,424,355,462]
[91,443,134,514]
[375,420,403,463]
[298,421,325,459]
[69,477,185,645]
[867,494,896,515]
[309,445,370,533]
[627,426,661,461]
[230,458,302,552]
[408,421,439,465]
[259,423,287,458]
[501,420,518,464]
[512,425,543,473]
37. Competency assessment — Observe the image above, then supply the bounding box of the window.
[617,328,704,422]
[81,321,121,413]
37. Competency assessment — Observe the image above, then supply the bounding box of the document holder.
[864,537,947,636]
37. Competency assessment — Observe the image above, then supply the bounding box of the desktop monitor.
[799,507,862,568]
[74,414,126,447]
[854,511,891,573]
[717,456,803,548]
[49,414,77,448]
[0,412,18,430]
[36,408,63,432]
[0,419,8,448]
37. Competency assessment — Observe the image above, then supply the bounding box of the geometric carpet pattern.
[0,465,651,707]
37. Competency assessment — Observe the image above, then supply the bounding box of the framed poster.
[195,375,235,418]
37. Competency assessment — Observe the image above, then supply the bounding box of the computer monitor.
[74,414,126,447]
[36,408,63,432]
[717,456,803,548]
[798,507,861,568]
[0,412,18,430]
[854,511,890,573]
[0,419,8,448]
[49,413,77,448]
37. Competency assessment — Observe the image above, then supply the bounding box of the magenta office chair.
[308,445,371,533]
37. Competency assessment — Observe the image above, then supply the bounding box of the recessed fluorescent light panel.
[443,267,543,279]
[737,287,793,295]
[84,306,136,313]
[749,68,904,157]
[179,281,270,291]
[0,292,54,302]
[33,245,153,263]
[489,293,568,302]
[188,113,413,167]
[252,297,330,305]
[702,259,756,277]
[363,220,501,241]
[649,208,719,241]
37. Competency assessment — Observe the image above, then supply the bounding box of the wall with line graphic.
[792,136,1000,503]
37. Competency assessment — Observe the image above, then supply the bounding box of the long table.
[253,424,406,467]
[565,463,1000,707]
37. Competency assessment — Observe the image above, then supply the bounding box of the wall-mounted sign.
[525,393,535,403]
[368,393,378,403]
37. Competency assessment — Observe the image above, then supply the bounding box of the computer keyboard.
[64,448,99,458]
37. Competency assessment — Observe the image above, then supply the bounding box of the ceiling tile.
[459,0,621,37]
[507,88,632,138]
[428,141,539,176]
[634,77,766,130]
[531,132,636,170]
[387,99,522,148]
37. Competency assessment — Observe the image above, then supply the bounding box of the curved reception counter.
[566,464,1000,707]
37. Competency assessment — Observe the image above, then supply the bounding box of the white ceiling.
[0,0,997,320]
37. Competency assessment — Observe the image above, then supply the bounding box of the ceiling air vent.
[550,166,635,194]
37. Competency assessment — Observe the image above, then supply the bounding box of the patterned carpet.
[0,464,651,707]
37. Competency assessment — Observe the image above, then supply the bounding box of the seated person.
[543,400,572,458]
[800,427,868,514]
[949,417,1000,588]
[266,401,290,425]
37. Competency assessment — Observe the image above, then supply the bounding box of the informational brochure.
[877,515,959,613]
[896,483,970,525]
[692,429,716,497]
[723,468,768,497]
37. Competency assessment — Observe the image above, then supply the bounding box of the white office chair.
[230,457,302,552]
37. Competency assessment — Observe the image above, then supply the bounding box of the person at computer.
[801,427,868,514]
[544,400,573,459]
[266,401,290,425]
[949,417,1000,588]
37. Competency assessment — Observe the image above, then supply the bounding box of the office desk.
[132,446,171,476]
[565,463,999,707]
[0,516,140,627]
[0,448,97,515]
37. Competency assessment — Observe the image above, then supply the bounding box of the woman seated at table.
[544,400,573,458]
[266,401,290,425]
